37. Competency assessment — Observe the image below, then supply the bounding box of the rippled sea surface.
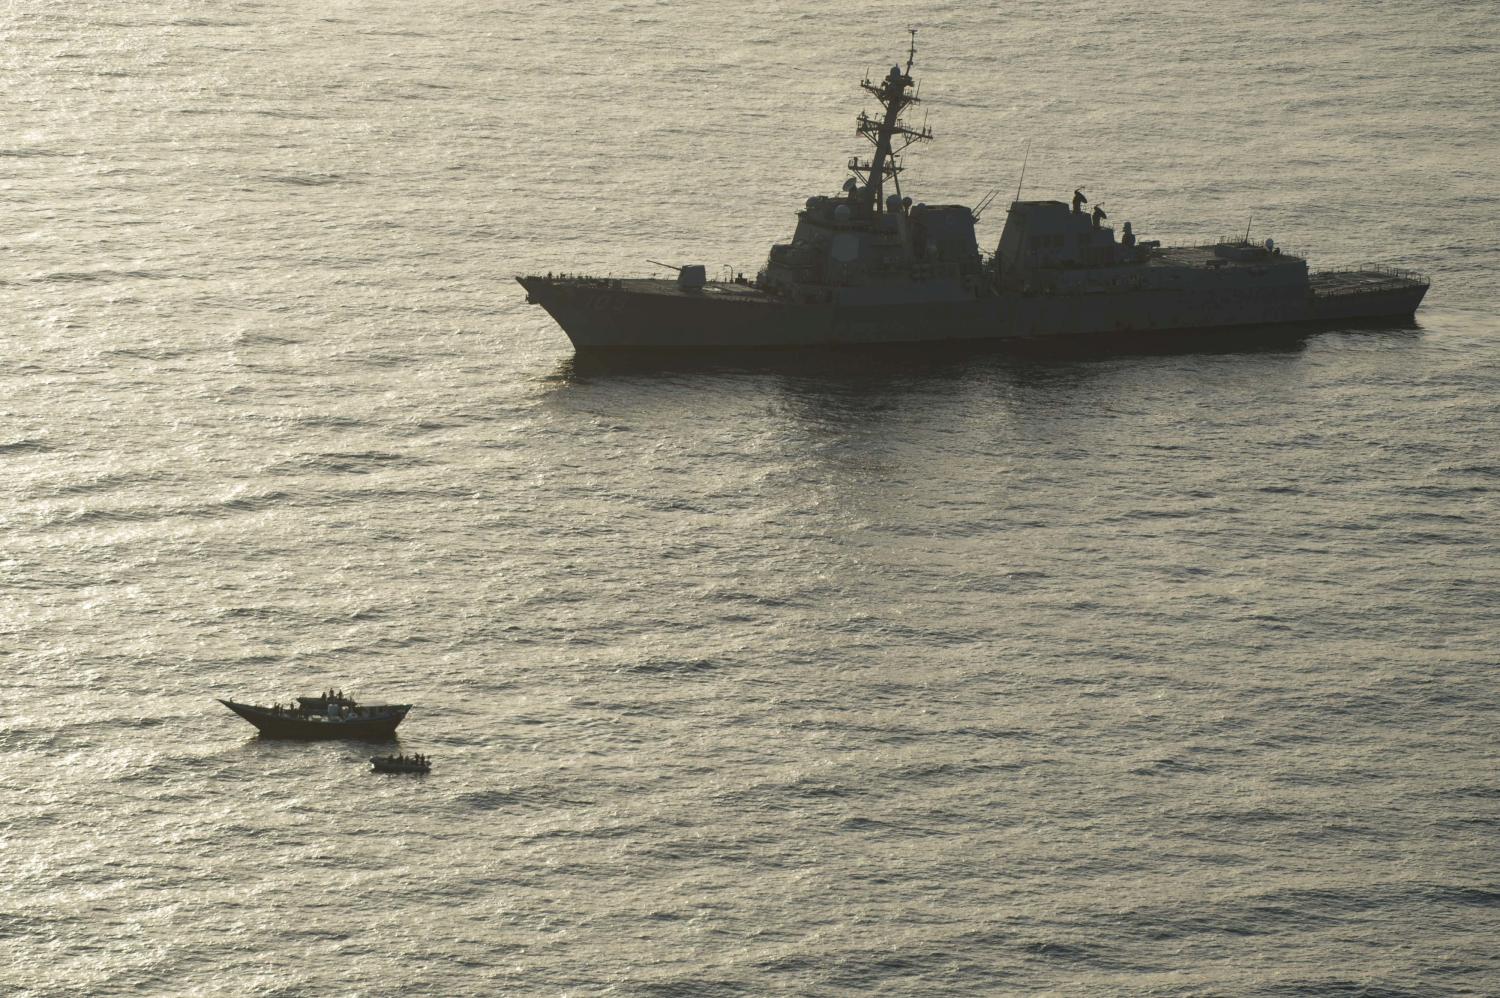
[3,1,1498,994]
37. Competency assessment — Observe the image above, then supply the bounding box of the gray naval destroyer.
[518,36,1428,350]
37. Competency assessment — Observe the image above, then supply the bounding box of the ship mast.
[848,29,933,214]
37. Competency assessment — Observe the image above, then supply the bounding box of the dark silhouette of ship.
[518,32,1428,350]
[218,690,410,739]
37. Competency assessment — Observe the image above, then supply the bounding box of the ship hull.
[518,274,1428,350]
[218,699,409,740]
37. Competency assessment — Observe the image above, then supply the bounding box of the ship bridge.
[759,196,983,302]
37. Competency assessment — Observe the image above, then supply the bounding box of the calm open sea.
[2,1,1497,994]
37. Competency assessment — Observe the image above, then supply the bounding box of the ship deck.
[1145,245,1302,270]
[1308,266,1429,298]
[524,275,776,301]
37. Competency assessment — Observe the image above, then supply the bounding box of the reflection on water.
[540,326,1330,436]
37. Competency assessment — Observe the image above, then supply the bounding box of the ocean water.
[3,1,1498,994]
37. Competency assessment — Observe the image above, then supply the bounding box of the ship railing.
[1311,262,1426,280]
[1310,264,1429,298]
[1359,262,1428,283]
[1192,240,1307,259]
[1210,235,1290,248]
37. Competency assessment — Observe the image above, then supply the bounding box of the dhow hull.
[218,699,409,740]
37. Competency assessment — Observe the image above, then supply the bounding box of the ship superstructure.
[517,34,1427,350]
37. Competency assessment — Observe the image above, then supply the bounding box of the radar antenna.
[847,30,933,214]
